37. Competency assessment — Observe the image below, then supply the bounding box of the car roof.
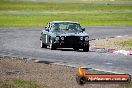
[50,21,79,24]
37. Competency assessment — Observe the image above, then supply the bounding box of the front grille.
[64,36,80,45]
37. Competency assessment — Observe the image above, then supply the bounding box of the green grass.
[127,41,132,46]
[0,1,132,26]
[1,0,132,3]
[0,79,45,88]
[120,40,132,47]
[0,79,132,88]
[0,12,132,26]
[14,79,38,88]
[0,1,132,12]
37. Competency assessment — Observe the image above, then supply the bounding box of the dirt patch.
[0,57,127,88]
[92,36,132,50]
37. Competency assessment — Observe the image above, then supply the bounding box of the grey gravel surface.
[0,26,132,74]
[0,58,120,88]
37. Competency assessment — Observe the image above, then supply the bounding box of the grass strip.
[120,40,132,47]
[0,1,132,12]
[0,1,132,26]
[0,12,132,27]
[0,13,132,26]
[0,79,45,88]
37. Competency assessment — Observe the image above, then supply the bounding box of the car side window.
[50,23,60,32]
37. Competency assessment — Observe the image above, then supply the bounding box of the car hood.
[53,32,88,37]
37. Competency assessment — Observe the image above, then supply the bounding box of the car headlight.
[61,36,64,40]
[80,37,83,40]
[85,36,89,41]
[55,36,60,41]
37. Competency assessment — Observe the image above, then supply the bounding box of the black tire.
[76,75,86,85]
[40,40,47,48]
[83,45,89,52]
[49,40,56,50]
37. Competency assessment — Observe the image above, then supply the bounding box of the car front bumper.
[53,40,89,48]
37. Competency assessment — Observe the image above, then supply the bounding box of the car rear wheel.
[83,45,89,52]
[49,40,56,50]
[40,40,47,48]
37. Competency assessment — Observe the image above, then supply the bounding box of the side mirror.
[82,28,85,31]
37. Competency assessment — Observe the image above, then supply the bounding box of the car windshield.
[51,22,82,33]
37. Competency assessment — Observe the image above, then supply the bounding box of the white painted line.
[113,50,130,55]
[105,62,113,65]
[34,59,40,63]
[128,51,132,55]
[93,68,125,74]
[116,36,122,37]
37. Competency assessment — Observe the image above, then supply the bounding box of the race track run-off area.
[0,26,132,74]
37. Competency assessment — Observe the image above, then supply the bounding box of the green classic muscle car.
[40,21,89,52]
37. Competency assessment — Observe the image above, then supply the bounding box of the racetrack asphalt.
[0,26,132,74]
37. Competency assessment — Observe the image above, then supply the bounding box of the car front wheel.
[49,40,56,50]
[40,40,47,48]
[83,45,89,52]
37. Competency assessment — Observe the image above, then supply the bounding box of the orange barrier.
[76,67,131,85]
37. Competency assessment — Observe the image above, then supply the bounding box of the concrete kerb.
[90,47,132,55]
[90,35,132,55]
[0,54,128,74]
